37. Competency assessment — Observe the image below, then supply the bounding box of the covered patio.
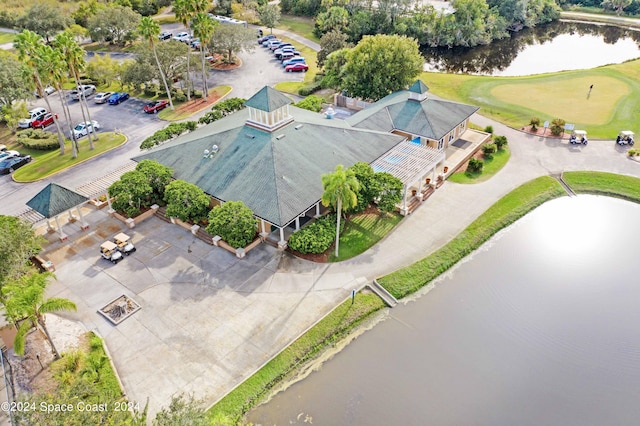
[372,140,446,215]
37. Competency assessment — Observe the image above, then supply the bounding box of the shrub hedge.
[288,214,343,254]
[17,129,60,151]
[140,121,198,149]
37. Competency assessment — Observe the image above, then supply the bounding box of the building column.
[295,216,300,231]
[55,215,67,241]
[315,203,321,218]
[77,206,89,230]
[400,185,409,216]
[416,177,424,201]
[277,227,287,250]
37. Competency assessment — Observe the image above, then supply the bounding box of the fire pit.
[98,295,141,325]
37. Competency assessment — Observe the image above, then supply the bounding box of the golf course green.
[421,59,640,139]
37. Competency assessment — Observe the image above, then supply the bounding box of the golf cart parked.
[616,131,634,146]
[101,241,123,263]
[114,233,136,255]
[569,130,588,145]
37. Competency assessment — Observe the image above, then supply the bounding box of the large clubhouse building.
[134,81,489,247]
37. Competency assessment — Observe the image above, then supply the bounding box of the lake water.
[248,196,640,426]
[423,21,640,75]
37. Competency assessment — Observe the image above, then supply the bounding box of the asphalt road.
[0,29,306,216]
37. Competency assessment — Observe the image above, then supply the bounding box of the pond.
[248,196,640,426]
[423,21,640,76]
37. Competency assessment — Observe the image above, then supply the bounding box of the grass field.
[0,32,16,44]
[12,132,126,182]
[448,148,511,184]
[276,15,320,43]
[378,176,566,299]
[329,212,403,262]
[421,59,640,139]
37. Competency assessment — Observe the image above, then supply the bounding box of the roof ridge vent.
[276,134,286,140]
[295,124,303,130]
[245,134,255,139]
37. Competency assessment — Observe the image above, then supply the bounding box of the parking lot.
[0,35,306,216]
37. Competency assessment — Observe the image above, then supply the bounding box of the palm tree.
[321,164,360,257]
[54,32,97,149]
[3,272,77,359]
[173,0,193,101]
[191,12,216,100]
[138,17,175,111]
[14,30,67,155]
[39,45,80,158]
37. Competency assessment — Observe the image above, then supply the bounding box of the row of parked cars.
[0,146,32,175]
[159,30,202,49]
[257,34,308,72]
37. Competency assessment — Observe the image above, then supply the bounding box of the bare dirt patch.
[455,150,487,173]
[7,315,87,394]
[210,54,242,71]
[521,125,564,139]
[175,93,223,115]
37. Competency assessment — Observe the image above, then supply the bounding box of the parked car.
[70,85,96,100]
[72,120,100,138]
[0,150,20,162]
[32,112,58,128]
[143,100,169,114]
[258,34,275,44]
[279,51,300,62]
[283,57,306,67]
[172,32,190,42]
[263,38,281,48]
[189,37,200,48]
[34,86,56,98]
[18,107,48,129]
[285,63,309,72]
[94,92,113,104]
[158,31,172,41]
[256,29,263,38]
[108,92,129,105]
[271,42,292,51]
[0,155,32,175]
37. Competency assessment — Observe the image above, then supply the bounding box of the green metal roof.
[133,107,404,227]
[346,89,479,140]
[244,86,292,112]
[408,79,429,94]
[26,183,89,218]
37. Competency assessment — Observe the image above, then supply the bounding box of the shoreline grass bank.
[378,176,566,298]
[562,171,640,203]
[208,293,385,424]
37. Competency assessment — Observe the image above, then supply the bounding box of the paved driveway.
[43,208,358,417]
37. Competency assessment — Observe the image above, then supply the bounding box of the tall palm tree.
[14,30,67,155]
[173,0,194,101]
[321,164,360,257]
[3,272,77,359]
[54,32,97,149]
[191,12,216,100]
[39,45,80,158]
[138,17,175,111]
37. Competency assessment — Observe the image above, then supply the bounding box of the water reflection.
[423,21,640,75]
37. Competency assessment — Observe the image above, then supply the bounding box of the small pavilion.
[26,183,90,241]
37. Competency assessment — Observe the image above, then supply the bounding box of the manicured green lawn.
[378,176,566,299]
[448,148,511,184]
[12,132,126,182]
[330,212,403,262]
[208,293,385,424]
[562,171,640,202]
[276,15,320,43]
[421,58,640,139]
[0,32,16,44]
[157,85,232,121]
[274,36,319,95]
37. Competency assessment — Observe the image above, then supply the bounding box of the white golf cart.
[114,232,136,255]
[569,130,588,145]
[616,130,634,146]
[101,241,123,264]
